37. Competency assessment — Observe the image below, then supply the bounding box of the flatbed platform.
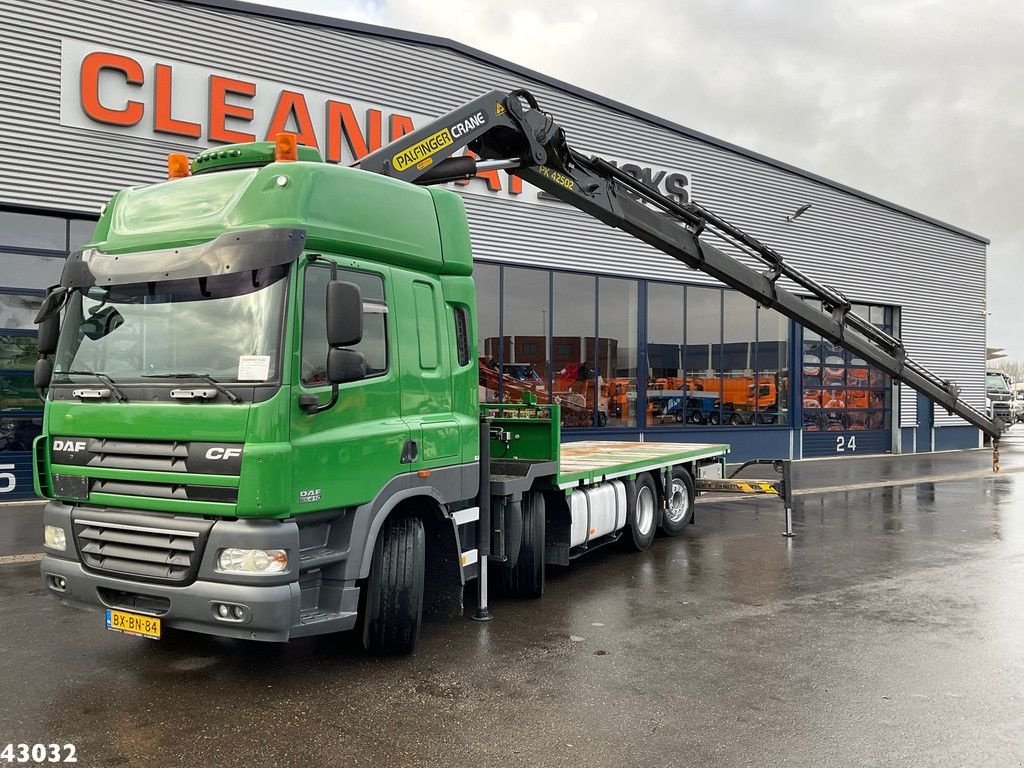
[555,441,729,489]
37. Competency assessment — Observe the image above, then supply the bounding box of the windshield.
[53,265,289,383]
[986,374,1011,394]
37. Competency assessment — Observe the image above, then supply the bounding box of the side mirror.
[38,315,60,355]
[35,287,69,355]
[34,358,53,390]
[326,280,362,348]
[328,348,366,384]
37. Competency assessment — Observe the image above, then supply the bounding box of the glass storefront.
[476,263,793,432]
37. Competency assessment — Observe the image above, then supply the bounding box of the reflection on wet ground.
[1,433,1023,766]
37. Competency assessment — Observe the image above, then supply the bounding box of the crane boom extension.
[357,89,1003,445]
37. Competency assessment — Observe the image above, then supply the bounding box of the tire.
[660,466,695,536]
[709,412,721,425]
[623,473,658,551]
[598,412,608,427]
[362,515,425,655]
[502,491,545,598]
[728,413,743,425]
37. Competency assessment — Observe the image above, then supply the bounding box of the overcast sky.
[258,0,1023,361]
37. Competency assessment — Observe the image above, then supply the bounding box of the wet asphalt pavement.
[1,433,1023,767]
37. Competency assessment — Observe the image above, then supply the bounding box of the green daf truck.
[35,89,998,653]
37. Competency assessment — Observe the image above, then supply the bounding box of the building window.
[0,210,67,252]
[598,277,638,428]
[646,283,788,428]
[495,266,550,408]
[646,282,684,426]
[801,300,892,437]
[553,273,596,428]
[474,263,501,403]
[756,307,790,425]
[684,287,723,425]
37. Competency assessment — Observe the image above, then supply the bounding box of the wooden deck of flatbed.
[555,441,729,489]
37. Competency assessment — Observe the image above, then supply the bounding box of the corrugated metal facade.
[0,0,987,433]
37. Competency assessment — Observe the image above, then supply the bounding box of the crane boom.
[357,89,1002,444]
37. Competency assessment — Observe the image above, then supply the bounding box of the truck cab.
[37,139,481,645]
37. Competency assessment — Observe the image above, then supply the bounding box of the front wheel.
[362,516,425,655]
[660,467,695,536]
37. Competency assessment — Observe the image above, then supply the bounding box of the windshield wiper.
[61,369,128,403]
[141,373,242,404]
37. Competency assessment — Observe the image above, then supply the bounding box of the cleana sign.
[60,39,693,208]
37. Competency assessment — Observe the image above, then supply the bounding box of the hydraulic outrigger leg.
[694,460,795,536]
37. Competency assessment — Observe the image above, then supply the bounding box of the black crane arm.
[357,90,1003,442]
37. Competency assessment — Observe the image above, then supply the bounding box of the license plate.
[105,609,161,640]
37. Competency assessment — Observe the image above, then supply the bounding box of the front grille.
[50,436,243,505]
[73,510,213,585]
[91,479,237,503]
[51,437,243,475]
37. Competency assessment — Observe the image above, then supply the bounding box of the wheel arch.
[353,488,448,580]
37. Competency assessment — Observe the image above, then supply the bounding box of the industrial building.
[0,0,989,499]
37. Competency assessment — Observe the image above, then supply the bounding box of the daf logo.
[53,439,87,453]
[205,447,242,461]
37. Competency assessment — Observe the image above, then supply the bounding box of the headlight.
[216,548,288,574]
[44,525,66,551]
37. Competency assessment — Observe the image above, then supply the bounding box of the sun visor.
[60,228,307,288]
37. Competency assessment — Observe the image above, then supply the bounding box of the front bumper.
[40,501,359,642]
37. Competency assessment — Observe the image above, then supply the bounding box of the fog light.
[232,606,244,620]
[47,575,67,592]
[217,604,230,618]
[44,525,66,551]
[216,548,288,574]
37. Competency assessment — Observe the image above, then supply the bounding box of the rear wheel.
[624,473,658,551]
[501,491,545,598]
[660,466,695,536]
[362,516,425,655]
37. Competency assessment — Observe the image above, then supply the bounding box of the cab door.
[289,258,409,512]
[393,273,460,469]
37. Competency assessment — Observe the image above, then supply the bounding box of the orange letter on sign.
[266,90,319,149]
[389,113,415,141]
[325,101,381,162]
[80,51,144,126]
[154,64,201,138]
[209,75,256,143]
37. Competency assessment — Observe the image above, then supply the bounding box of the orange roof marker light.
[167,153,190,179]
[275,132,299,162]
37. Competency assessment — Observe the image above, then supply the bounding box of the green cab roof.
[87,146,473,277]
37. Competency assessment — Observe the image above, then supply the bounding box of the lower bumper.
[39,501,360,642]
[42,555,311,641]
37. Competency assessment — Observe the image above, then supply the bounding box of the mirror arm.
[307,254,338,280]
[298,385,339,415]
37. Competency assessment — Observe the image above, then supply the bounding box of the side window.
[301,264,388,386]
[412,281,439,370]
[453,306,470,367]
